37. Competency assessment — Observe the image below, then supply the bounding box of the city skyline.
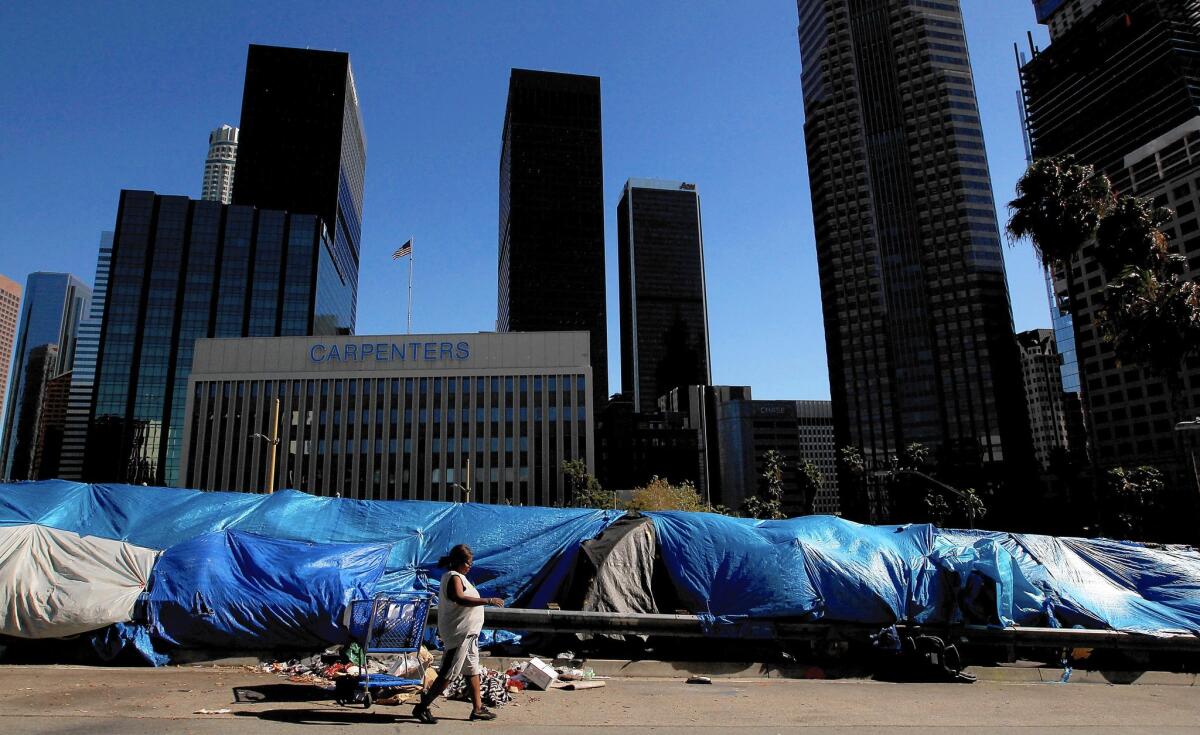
[0,2,1051,402]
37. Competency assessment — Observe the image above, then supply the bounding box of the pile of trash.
[501,653,608,692]
[255,644,436,704]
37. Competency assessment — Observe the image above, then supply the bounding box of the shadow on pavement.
[232,683,333,704]
[234,709,419,726]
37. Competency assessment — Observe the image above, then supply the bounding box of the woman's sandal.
[412,705,438,724]
[469,708,496,721]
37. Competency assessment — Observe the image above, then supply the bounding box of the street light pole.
[1173,417,1200,497]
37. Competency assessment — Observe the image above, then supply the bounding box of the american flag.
[392,239,413,259]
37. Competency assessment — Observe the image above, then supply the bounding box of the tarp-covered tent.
[939,530,1200,635]
[648,512,943,624]
[0,524,156,638]
[2,481,1200,657]
[148,531,391,649]
[570,515,660,615]
[0,481,620,605]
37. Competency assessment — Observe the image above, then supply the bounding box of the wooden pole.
[266,397,280,494]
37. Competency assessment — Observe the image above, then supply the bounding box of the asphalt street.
[0,665,1196,734]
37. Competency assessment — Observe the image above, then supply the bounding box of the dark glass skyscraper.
[1021,0,1200,528]
[617,179,711,413]
[84,192,343,486]
[59,234,113,480]
[498,69,608,408]
[796,0,1032,521]
[233,44,365,333]
[0,272,90,480]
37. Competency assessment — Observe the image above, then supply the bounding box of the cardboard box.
[522,657,559,690]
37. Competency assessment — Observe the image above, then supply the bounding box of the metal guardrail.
[427,607,1200,653]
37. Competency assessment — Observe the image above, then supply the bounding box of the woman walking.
[413,544,505,724]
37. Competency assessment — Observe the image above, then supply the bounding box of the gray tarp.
[0,524,157,638]
[580,515,659,615]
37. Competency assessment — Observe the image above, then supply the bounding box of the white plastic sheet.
[0,524,156,638]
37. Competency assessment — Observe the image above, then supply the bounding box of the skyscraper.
[58,234,112,480]
[498,69,608,408]
[1020,0,1200,519]
[0,272,90,480]
[617,179,711,414]
[795,400,840,515]
[1017,329,1070,470]
[797,0,1032,520]
[201,124,238,204]
[232,44,366,332]
[84,192,346,486]
[0,275,20,433]
[32,370,71,479]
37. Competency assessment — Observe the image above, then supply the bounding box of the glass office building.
[84,191,351,486]
[617,179,711,414]
[59,235,112,480]
[181,331,594,505]
[498,69,608,409]
[233,44,365,330]
[0,272,90,480]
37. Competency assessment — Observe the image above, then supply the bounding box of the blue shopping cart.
[339,593,433,709]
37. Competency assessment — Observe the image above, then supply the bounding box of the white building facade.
[181,332,594,505]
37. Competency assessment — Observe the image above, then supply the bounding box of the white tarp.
[0,524,157,638]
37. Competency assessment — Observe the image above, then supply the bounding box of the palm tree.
[1007,156,1114,525]
[1006,156,1114,269]
[1100,265,1200,389]
[1094,195,1173,279]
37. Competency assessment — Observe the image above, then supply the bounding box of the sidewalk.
[0,664,1197,734]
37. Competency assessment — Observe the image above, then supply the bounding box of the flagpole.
[407,236,414,334]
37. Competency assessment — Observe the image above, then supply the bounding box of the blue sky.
[0,1,1050,401]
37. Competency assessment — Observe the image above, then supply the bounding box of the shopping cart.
[339,593,433,708]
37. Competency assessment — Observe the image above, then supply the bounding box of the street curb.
[479,656,1198,686]
[159,652,1197,687]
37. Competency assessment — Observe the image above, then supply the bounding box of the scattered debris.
[557,667,595,681]
[522,657,559,690]
[551,680,606,691]
[194,708,231,715]
[446,668,512,707]
[686,676,712,685]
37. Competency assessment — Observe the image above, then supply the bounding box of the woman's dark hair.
[437,543,473,569]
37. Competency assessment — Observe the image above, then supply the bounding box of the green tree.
[626,476,711,513]
[923,491,952,527]
[839,446,865,477]
[1100,265,1200,387]
[1105,466,1165,539]
[1093,195,1174,278]
[796,459,823,516]
[837,446,870,519]
[561,459,617,509]
[742,450,787,519]
[899,442,931,472]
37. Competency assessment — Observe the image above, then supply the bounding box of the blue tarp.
[0,481,619,604]
[1,481,1199,655]
[648,512,944,623]
[148,531,391,649]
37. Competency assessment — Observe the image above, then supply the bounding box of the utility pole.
[251,398,282,494]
